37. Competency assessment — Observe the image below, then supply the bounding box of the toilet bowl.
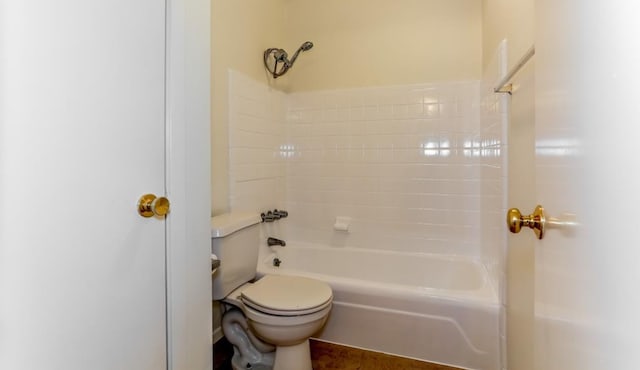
[212,212,333,370]
[222,275,333,370]
[224,274,332,370]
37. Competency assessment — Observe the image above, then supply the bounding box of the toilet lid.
[240,275,332,314]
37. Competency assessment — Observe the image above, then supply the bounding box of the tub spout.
[267,237,286,247]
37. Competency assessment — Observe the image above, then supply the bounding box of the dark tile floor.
[213,337,461,370]
[213,336,234,370]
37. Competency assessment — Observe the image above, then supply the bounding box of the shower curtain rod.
[494,45,535,94]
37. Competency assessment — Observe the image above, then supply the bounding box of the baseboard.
[213,326,224,344]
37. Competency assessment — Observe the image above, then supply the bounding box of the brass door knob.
[138,194,171,218]
[507,205,546,239]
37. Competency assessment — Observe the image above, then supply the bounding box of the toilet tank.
[211,212,262,300]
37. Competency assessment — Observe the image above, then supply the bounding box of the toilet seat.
[243,296,332,316]
[241,275,333,316]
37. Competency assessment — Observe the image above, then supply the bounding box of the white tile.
[350,106,364,121]
[393,104,409,119]
[230,71,497,259]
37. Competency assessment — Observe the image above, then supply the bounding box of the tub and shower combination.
[257,242,500,370]
[227,69,503,369]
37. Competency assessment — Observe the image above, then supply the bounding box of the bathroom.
[2,1,640,370]
[211,0,640,369]
[211,0,527,369]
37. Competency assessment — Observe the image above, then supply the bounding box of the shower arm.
[287,48,304,67]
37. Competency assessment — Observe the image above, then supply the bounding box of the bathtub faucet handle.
[273,209,288,218]
[261,212,275,222]
[267,237,286,247]
[268,210,281,220]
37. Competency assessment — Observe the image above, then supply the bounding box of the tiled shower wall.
[284,83,484,256]
[228,70,286,212]
[228,69,505,259]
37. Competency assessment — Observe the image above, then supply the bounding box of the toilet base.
[231,353,274,370]
[273,339,312,370]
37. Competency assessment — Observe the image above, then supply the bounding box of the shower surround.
[228,70,497,258]
[284,81,489,257]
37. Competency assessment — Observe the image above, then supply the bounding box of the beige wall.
[482,1,535,369]
[210,0,287,215]
[482,0,534,72]
[281,0,482,92]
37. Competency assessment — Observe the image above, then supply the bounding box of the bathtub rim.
[256,242,500,308]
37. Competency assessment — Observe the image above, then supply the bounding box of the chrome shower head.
[288,41,314,67]
[300,41,314,51]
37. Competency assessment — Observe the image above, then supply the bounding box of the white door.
[533,1,640,369]
[0,1,168,369]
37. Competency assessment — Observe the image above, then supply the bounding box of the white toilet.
[212,212,333,370]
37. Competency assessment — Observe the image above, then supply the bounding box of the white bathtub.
[256,243,500,370]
